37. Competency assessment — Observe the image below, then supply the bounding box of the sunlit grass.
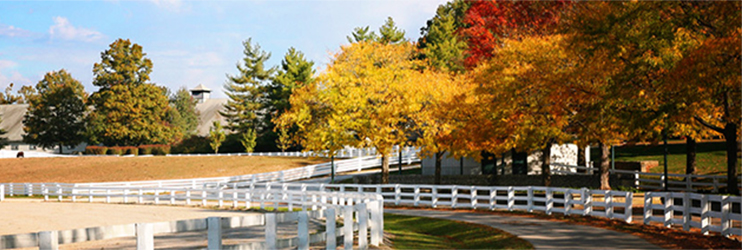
[384,213,533,249]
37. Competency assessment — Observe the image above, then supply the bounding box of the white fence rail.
[1,186,383,250]
[644,192,741,237]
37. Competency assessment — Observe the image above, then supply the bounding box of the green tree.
[266,47,315,151]
[221,38,276,139]
[209,121,226,154]
[241,128,257,153]
[170,87,200,136]
[418,0,469,73]
[17,85,36,104]
[87,38,178,146]
[22,70,88,154]
[348,17,407,45]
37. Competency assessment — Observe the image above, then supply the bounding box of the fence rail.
[1,186,383,250]
[644,192,741,236]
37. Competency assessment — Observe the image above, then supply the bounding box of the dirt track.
[0,199,257,235]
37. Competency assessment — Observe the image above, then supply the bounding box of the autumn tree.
[418,0,470,74]
[221,38,276,150]
[279,42,426,184]
[209,121,226,154]
[170,87,200,136]
[461,0,572,68]
[87,38,178,146]
[23,70,88,154]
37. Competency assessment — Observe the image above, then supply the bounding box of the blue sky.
[0,0,446,98]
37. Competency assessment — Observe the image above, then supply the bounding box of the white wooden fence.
[1,186,383,250]
[644,192,741,237]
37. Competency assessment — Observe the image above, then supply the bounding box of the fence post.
[452,185,458,209]
[298,211,309,250]
[507,186,514,211]
[233,191,238,208]
[683,193,690,231]
[186,190,191,205]
[358,204,368,249]
[545,188,553,215]
[138,189,143,204]
[471,186,477,209]
[43,184,48,201]
[344,205,354,250]
[527,187,533,213]
[644,192,652,225]
[663,193,673,228]
[489,187,496,210]
[136,223,154,250]
[106,189,111,203]
[606,191,614,219]
[432,186,438,208]
[57,184,62,202]
[124,184,129,203]
[38,231,58,250]
[9,183,13,197]
[265,213,277,249]
[700,194,709,235]
[712,178,719,193]
[370,201,381,246]
[582,188,592,216]
[218,191,223,208]
[634,171,640,189]
[394,184,400,205]
[325,208,337,250]
[207,217,222,250]
[564,190,572,215]
[0,185,4,202]
[414,186,420,206]
[625,192,633,223]
[721,196,730,236]
[154,190,159,204]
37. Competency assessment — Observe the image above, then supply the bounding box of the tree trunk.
[685,137,696,176]
[542,142,552,187]
[59,143,63,154]
[599,142,611,190]
[435,151,443,185]
[381,154,389,184]
[724,122,739,195]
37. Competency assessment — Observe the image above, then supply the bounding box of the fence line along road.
[2,186,384,250]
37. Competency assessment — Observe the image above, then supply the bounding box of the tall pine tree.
[221,38,276,146]
[418,0,470,73]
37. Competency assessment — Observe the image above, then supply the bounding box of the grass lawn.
[0,156,328,183]
[384,213,533,249]
[592,140,735,175]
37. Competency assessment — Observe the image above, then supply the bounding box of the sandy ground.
[0,199,258,235]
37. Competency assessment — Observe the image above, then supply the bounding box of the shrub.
[171,135,211,154]
[107,146,124,155]
[122,146,139,156]
[151,144,171,155]
[84,146,108,155]
[138,145,154,155]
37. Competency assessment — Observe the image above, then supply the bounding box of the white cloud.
[0,24,34,38]
[49,16,105,42]
[0,60,32,87]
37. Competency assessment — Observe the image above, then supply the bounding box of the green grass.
[592,141,734,175]
[384,213,533,249]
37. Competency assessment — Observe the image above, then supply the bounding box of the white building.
[421,144,588,176]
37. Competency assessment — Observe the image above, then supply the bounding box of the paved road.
[386,209,662,250]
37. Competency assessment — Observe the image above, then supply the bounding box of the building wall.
[421,144,583,176]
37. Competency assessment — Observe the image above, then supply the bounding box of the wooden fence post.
[136,223,154,250]
[358,204,368,249]
[38,231,58,250]
[344,206,354,250]
[625,192,633,223]
[664,193,673,228]
[298,211,309,250]
[700,194,709,235]
[644,192,652,225]
[325,208,337,250]
[527,187,533,213]
[207,217,222,250]
[721,196,730,236]
[265,213,277,249]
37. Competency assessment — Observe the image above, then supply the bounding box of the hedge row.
[84,145,170,156]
